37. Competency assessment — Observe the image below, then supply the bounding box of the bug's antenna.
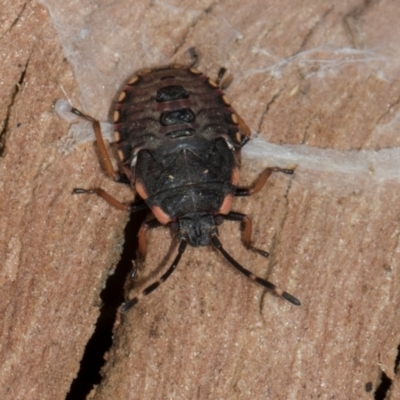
[211,236,300,306]
[121,239,188,312]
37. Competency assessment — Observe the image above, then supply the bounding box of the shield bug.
[70,65,300,311]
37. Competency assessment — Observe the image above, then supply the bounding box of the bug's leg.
[216,67,227,85]
[187,47,200,68]
[121,239,188,312]
[72,188,128,211]
[128,217,162,279]
[72,188,148,213]
[137,218,163,260]
[122,216,162,282]
[211,235,300,306]
[228,106,251,147]
[223,211,269,257]
[235,167,295,197]
[70,107,128,184]
[70,108,133,208]
[235,113,251,147]
[216,67,233,90]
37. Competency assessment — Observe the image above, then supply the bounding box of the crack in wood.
[0,0,31,40]
[0,55,30,156]
[297,7,334,53]
[343,0,379,49]
[375,93,400,125]
[256,89,283,133]
[258,175,295,314]
[171,1,218,61]
[374,367,392,400]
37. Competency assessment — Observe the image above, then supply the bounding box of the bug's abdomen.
[113,66,243,170]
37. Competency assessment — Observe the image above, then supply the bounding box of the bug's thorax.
[175,212,219,247]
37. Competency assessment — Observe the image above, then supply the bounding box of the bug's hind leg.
[216,67,233,90]
[187,47,200,68]
[70,107,135,210]
[70,107,128,184]
[222,212,269,257]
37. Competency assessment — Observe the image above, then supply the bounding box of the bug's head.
[174,212,222,247]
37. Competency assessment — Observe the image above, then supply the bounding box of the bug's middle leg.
[72,187,148,214]
[235,167,295,197]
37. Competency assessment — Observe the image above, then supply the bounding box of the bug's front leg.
[226,167,295,255]
[223,212,269,257]
[137,218,163,260]
[121,218,174,313]
[128,217,162,281]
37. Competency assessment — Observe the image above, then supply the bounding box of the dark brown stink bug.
[71,65,300,312]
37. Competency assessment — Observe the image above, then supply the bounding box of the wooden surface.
[1,1,400,399]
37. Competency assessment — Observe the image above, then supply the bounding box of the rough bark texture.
[1,1,400,399]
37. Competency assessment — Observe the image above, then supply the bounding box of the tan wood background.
[1,1,400,399]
